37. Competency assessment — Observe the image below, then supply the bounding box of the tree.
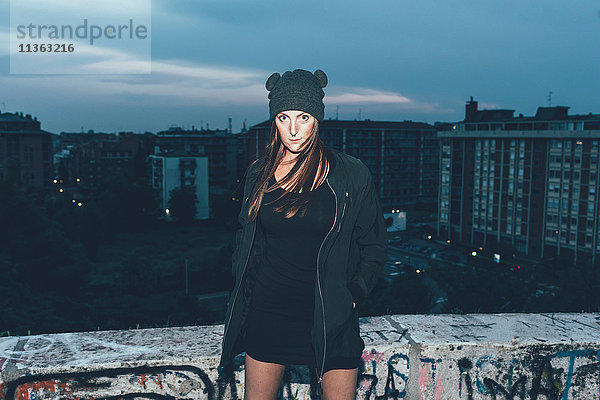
[168,186,197,223]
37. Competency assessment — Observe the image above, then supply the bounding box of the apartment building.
[0,110,53,189]
[438,98,600,264]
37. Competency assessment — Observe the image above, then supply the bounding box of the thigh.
[321,368,358,400]
[244,353,286,400]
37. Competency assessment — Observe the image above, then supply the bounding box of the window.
[546,229,558,239]
[565,141,572,150]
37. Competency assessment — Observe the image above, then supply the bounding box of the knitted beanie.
[266,69,328,122]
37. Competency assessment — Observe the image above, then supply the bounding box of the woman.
[220,69,387,399]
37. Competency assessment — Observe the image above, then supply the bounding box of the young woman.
[220,69,388,399]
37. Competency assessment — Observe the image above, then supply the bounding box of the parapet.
[1,312,599,399]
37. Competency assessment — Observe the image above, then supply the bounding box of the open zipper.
[315,178,339,385]
[337,191,348,232]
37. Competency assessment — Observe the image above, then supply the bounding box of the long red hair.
[246,118,329,221]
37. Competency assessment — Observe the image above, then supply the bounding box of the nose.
[290,119,298,137]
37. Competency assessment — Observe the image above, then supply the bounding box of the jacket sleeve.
[347,166,388,305]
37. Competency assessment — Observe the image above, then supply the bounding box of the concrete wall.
[1,313,599,399]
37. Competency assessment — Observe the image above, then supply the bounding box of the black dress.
[244,174,334,367]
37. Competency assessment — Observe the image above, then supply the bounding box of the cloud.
[11,0,150,21]
[479,102,502,109]
[326,86,449,114]
[0,52,269,106]
[327,87,412,105]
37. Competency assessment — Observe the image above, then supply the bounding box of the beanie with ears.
[266,69,328,122]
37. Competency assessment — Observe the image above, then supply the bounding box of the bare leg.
[321,368,358,400]
[244,353,286,400]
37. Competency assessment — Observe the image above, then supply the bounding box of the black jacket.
[219,147,388,381]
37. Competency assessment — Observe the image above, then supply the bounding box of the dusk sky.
[0,0,599,134]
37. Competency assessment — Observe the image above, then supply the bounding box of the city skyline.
[0,0,599,134]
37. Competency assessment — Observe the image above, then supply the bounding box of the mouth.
[290,138,302,142]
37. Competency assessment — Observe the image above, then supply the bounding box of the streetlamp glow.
[471,251,477,256]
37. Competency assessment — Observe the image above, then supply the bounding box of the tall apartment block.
[0,111,53,189]
[438,98,600,264]
[246,119,439,212]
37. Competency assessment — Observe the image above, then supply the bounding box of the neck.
[281,150,298,165]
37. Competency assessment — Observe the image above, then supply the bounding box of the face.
[275,110,316,159]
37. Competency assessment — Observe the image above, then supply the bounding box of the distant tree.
[210,193,240,227]
[94,172,158,232]
[168,186,197,223]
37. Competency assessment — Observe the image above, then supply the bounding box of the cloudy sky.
[0,0,599,134]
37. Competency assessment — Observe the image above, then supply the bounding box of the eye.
[277,114,288,121]
[300,114,310,122]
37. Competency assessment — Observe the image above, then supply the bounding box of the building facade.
[154,127,248,199]
[0,111,53,189]
[55,131,154,188]
[149,154,210,220]
[438,98,600,264]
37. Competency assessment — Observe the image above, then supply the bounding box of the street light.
[471,251,477,256]
[446,239,451,244]
[427,235,432,240]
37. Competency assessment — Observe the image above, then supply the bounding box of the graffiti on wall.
[0,345,599,399]
[457,348,600,400]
